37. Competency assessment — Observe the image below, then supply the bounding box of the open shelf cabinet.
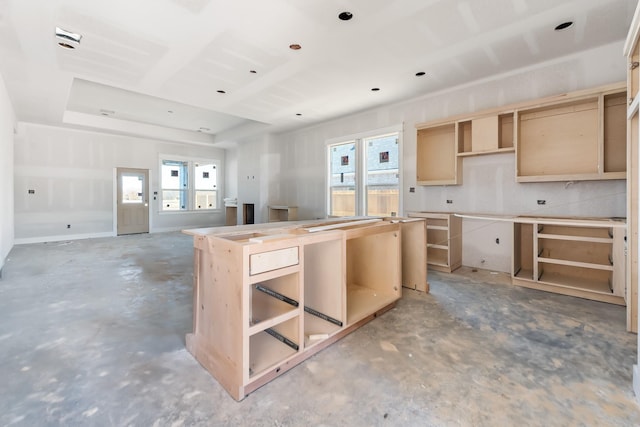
[512,217,626,306]
[408,212,462,273]
[183,217,424,400]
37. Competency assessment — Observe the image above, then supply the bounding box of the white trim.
[15,231,116,245]
[624,2,640,56]
[634,365,640,402]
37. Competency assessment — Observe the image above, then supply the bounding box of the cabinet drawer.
[250,247,299,276]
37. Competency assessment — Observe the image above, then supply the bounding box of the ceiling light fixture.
[554,21,573,31]
[167,110,173,114]
[338,11,353,21]
[415,71,426,77]
[371,87,380,91]
[55,26,82,49]
[99,109,115,116]
[217,90,226,94]
[296,113,302,116]
[289,44,302,50]
[250,70,257,74]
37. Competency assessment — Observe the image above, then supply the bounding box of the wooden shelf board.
[538,258,613,271]
[457,147,515,157]
[512,276,625,306]
[427,244,448,250]
[514,268,534,280]
[249,308,300,336]
[537,233,613,244]
[346,284,398,326]
[427,225,449,231]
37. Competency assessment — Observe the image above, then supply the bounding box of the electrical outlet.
[67,224,71,229]
[28,189,35,194]
[446,200,453,204]
[409,187,415,193]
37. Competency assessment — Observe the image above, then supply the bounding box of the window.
[327,128,401,217]
[160,158,219,211]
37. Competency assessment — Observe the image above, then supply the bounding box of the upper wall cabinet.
[416,123,461,185]
[516,88,627,182]
[415,83,626,186]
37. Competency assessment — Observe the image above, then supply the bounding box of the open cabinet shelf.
[512,217,626,306]
[408,212,462,273]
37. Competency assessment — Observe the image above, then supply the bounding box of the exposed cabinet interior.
[416,123,460,185]
[408,212,461,273]
[268,206,298,222]
[345,224,401,325]
[225,206,237,226]
[416,83,625,185]
[183,217,425,400]
[518,97,599,179]
[512,217,625,306]
[457,114,515,156]
[604,92,627,174]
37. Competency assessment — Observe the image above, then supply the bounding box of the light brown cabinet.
[183,217,426,400]
[408,212,461,273]
[512,217,626,306]
[415,83,626,185]
[625,4,640,333]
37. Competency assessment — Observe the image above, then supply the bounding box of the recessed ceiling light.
[289,44,302,50]
[217,90,226,94]
[338,11,353,21]
[415,71,426,77]
[167,110,173,114]
[296,113,302,116]
[99,109,115,116]
[55,27,82,49]
[554,21,573,31]
[371,87,380,92]
[250,70,257,74]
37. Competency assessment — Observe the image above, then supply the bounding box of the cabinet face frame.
[407,212,461,273]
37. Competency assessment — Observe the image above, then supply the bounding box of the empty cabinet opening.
[538,239,612,267]
[518,97,599,177]
[303,238,344,347]
[498,113,514,149]
[537,225,612,239]
[513,223,533,279]
[458,120,472,153]
[346,230,401,325]
[249,316,299,379]
[537,263,613,295]
[250,273,299,328]
[416,124,456,182]
[604,92,627,173]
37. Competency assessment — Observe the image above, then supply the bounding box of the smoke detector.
[55,27,82,49]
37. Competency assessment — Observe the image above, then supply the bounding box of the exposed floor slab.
[0,232,638,426]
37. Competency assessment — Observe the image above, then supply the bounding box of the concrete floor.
[0,231,639,426]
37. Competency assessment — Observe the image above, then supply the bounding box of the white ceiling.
[0,0,636,146]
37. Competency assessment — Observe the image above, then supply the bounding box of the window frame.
[159,155,221,213]
[326,125,403,217]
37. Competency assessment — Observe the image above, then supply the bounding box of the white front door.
[117,168,149,235]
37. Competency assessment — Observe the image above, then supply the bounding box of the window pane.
[366,134,399,216]
[329,142,356,216]
[195,190,217,209]
[195,163,217,191]
[122,175,143,204]
[162,190,187,210]
[161,160,188,190]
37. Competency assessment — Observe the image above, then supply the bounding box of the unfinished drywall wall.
[252,41,627,272]
[13,123,226,243]
[0,73,15,273]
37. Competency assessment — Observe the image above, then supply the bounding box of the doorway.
[116,168,150,235]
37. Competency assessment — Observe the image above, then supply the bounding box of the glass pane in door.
[329,141,356,216]
[365,134,399,216]
[121,174,143,204]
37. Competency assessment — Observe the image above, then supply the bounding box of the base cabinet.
[408,212,462,273]
[184,218,424,400]
[512,217,626,305]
